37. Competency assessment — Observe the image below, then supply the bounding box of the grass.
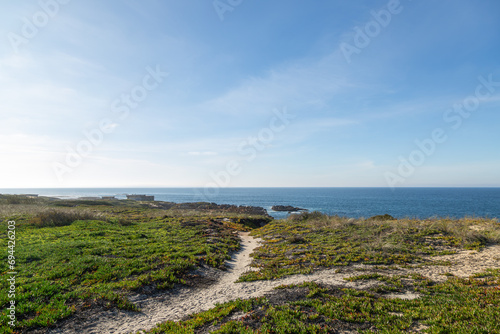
[29,209,107,227]
[238,212,500,281]
[0,217,236,330]
[0,197,270,333]
[147,269,500,333]
[144,213,498,333]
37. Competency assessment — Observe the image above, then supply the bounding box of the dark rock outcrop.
[148,201,270,217]
[272,205,308,212]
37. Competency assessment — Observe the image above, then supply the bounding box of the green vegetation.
[0,196,268,333]
[148,270,500,333]
[239,212,500,281]
[1,197,499,333]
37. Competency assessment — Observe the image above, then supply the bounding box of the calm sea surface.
[1,188,499,219]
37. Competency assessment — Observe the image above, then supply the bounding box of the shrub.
[30,209,104,227]
[369,214,395,221]
[288,236,307,244]
[0,194,38,205]
[288,211,326,222]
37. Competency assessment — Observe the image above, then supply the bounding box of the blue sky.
[1,0,499,188]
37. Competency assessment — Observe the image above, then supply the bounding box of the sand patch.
[407,244,500,282]
[385,292,420,300]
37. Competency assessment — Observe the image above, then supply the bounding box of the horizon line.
[2,186,500,190]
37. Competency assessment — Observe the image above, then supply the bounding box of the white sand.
[408,244,500,282]
[49,234,500,334]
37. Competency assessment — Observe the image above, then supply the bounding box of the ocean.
[1,187,499,220]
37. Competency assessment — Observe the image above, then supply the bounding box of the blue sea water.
[1,188,499,220]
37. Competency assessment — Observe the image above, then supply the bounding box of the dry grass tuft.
[30,209,106,227]
[289,211,362,230]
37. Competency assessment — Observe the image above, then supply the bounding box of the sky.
[1,0,499,188]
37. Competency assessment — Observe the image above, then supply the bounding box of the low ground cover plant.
[239,212,500,281]
[1,198,499,333]
[149,269,500,333]
[0,199,253,333]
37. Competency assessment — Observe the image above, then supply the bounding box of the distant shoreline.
[1,188,500,219]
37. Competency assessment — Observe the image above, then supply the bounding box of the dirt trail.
[50,233,500,334]
[50,233,375,334]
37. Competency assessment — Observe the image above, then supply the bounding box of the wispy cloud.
[187,151,218,156]
[199,51,353,116]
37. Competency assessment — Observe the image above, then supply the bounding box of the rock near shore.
[271,205,308,212]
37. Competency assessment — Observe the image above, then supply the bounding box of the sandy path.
[50,233,377,334]
[50,234,500,334]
